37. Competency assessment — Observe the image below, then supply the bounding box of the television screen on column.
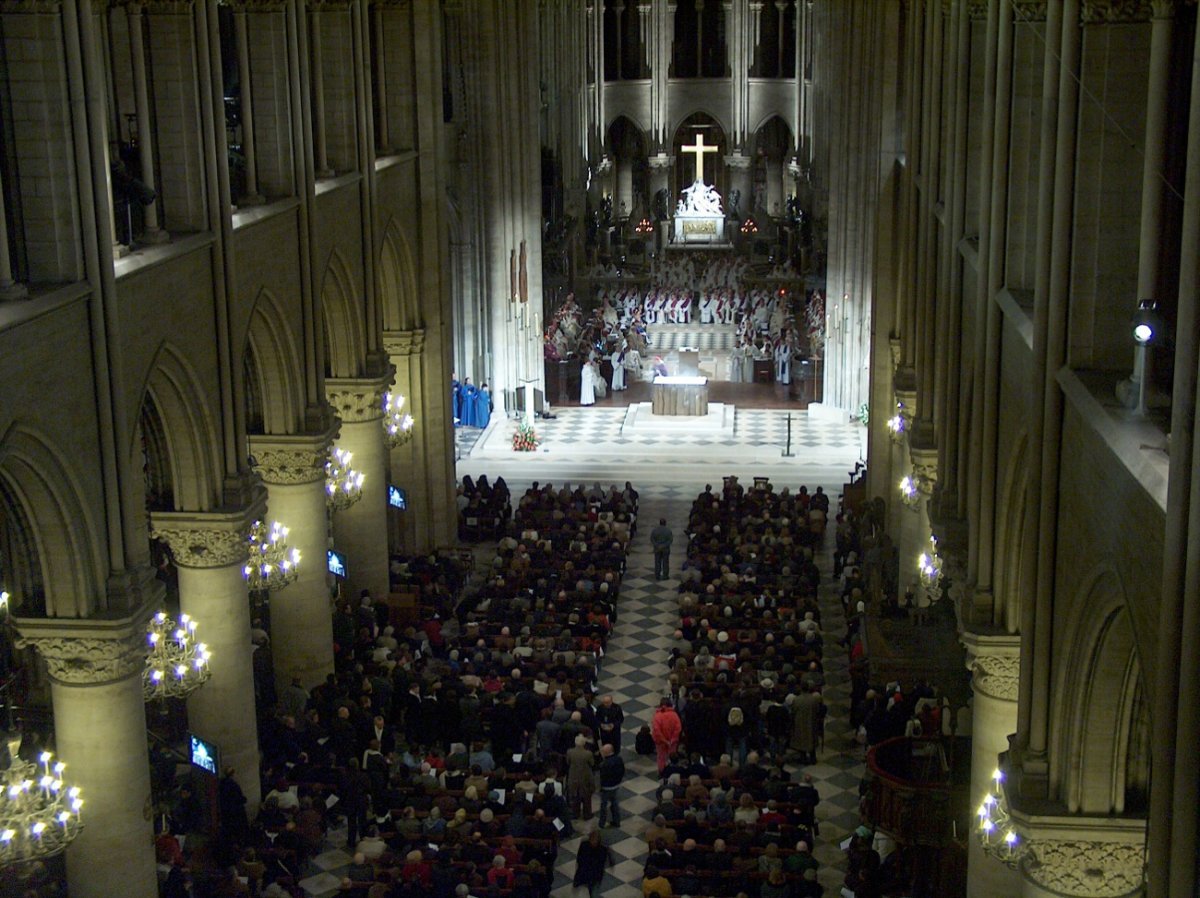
[327,549,348,579]
[188,732,220,775]
[388,484,407,510]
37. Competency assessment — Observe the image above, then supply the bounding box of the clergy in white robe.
[611,346,627,391]
[580,360,597,406]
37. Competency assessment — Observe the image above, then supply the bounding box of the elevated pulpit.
[652,375,709,416]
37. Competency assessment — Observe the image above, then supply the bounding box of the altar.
[652,375,709,416]
[674,214,726,244]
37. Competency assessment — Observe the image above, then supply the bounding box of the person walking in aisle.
[651,518,674,581]
[597,743,625,828]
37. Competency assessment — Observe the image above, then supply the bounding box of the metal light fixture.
[383,392,415,448]
[143,611,211,701]
[887,402,908,443]
[976,767,1026,867]
[898,475,921,509]
[325,448,365,512]
[918,536,944,602]
[0,737,84,865]
[243,520,300,592]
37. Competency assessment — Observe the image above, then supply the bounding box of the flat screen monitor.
[327,549,347,579]
[388,484,407,510]
[189,732,219,775]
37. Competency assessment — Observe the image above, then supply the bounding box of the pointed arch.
[320,249,367,378]
[1055,568,1142,815]
[244,288,305,435]
[138,342,223,512]
[378,218,420,332]
[0,425,103,617]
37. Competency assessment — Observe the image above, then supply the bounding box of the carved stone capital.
[142,0,195,13]
[13,613,153,686]
[1011,0,1048,21]
[382,328,426,358]
[724,153,752,171]
[1081,0,1153,22]
[1149,0,1176,17]
[326,372,394,424]
[967,2,988,20]
[149,502,264,569]
[973,653,1020,701]
[249,427,337,485]
[1022,837,1145,896]
[910,445,938,493]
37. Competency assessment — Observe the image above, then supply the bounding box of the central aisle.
[547,481,867,898]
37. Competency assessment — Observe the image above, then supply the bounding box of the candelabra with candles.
[740,218,759,234]
[325,448,364,512]
[243,520,300,592]
[143,612,211,701]
[634,217,654,235]
[0,739,84,865]
[918,536,945,603]
[898,475,921,510]
[976,767,1026,867]
[887,402,909,443]
[383,392,414,448]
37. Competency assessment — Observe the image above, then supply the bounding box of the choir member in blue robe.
[451,374,462,427]
[460,378,479,427]
[474,383,492,428]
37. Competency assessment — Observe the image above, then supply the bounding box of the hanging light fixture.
[383,391,415,448]
[243,520,301,592]
[143,611,212,701]
[976,767,1026,867]
[0,737,84,865]
[326,447,364,512]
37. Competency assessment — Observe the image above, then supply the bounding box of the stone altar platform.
[673,214,726,244]
[622,401,735,436]
[652,375,709,415]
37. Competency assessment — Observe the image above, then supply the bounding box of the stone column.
[233,5,266,204]
[0,164,28,299]
[150,508,264,811]
[125,2,169,242]
[964,638,1021,898]
[16,619,157,898]
[309,4,334,178]
[373,3,391,152]
[1011,819,1145,898]
[695,0,704,76]
[725,152,752,219]
[326,373,393,601]
[250,429,337,687]
[383,329,423,551]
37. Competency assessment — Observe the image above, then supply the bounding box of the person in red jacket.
[651,699,683,773]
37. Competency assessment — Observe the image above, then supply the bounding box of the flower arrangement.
[512,422,541,452]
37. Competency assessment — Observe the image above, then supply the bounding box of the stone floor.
[299,477,867,898]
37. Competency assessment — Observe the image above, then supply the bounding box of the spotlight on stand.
[1116,299,1163,417]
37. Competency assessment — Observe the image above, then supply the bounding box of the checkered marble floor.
[644,326,738,352]
[299,479,867,898]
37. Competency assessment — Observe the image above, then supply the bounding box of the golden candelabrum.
[325,447,365,512]
[143,611,212,701]
[243,520,301,592]
[383,391,415,448]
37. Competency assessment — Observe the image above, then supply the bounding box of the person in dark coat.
[572,829,613,898]
[218,768,250,846]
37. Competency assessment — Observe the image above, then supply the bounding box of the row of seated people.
[513,481,639,536]
[458,475,513,541]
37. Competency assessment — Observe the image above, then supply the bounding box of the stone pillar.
[383,329,425,551]
[125,2,169,242]
[964,638,1021,898]
[373,2,390,152]
[1011,819,1146,898]
[309,5,333,178]
[233,6,266,204]
[326,374,393,600]
[0,163,28,299]
[649,153,673,205]
[766,157,783,217]
[16,619,157,898]
[250,429,336,687]
[725,152,752,219]
[150,508,264,811]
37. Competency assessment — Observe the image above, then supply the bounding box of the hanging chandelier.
[143,612,211,701]
[383,391,415,448]
[976,767,1026,867]
[0,738,84,865]
[243,520,301,592]
[326,447,364,511]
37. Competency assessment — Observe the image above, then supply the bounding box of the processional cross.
[681,133,719,184]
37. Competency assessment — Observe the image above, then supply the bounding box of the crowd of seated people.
[157,479,635,898]
[637,476,833,898]
[457,475,513,541]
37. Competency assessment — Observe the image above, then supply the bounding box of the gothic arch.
[602,112,650,143]
[1054,568,1143,815]
[992,432,1030,633]
[320,249,367,379]
[244,288,305,435]
[750,114,794,151]
[139,342,223,512]
[0,425,103,617]
[379,218,420,332]
[670,109,730,144]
